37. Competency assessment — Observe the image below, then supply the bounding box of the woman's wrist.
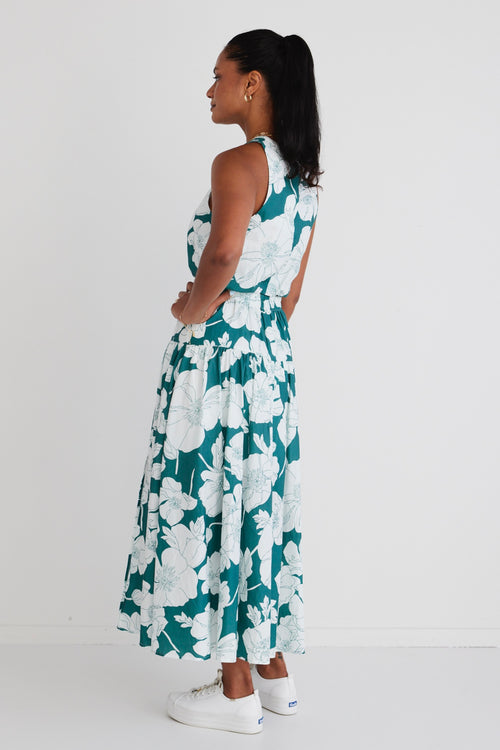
[178,306,209,326]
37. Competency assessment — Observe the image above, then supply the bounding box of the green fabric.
[117,136,318,662]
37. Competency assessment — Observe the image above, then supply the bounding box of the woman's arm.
[281,217,317,321]
[172,148,259,325]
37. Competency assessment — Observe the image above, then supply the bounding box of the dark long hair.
[225,29,323,188]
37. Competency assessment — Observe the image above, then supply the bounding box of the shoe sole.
[261,700,298,715]
[251,668,298,715]
[167,697,264,734]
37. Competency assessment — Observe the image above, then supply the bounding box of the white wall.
[1,0,498,647]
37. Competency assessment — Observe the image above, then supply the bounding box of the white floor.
[0,644,498,749]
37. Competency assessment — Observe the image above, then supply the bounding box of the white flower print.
[248,334,271,360]
[235,212,295,289]
[242,619,272,663]
[220,487,242,570]
[243,371,283,423]
[283,460,302,532]
[198,551,222,595]
[241,445,279,512]
[158,477,197,525]
[199,434,224,516]
[238,548,253,602]
[131,586,168,635]
[224,433,244,481]
[277,394,299,448]
[297,181,318,221]
[154,547,198,606]
[166,369,221,452]
[117,134,318,662]
[266,141,288,193]
[214,632,238,661]
[117,610,140,633]
[161,518,207,569]
[255,517,273,588]
[187,218,211,266]
[199,464,224,516]
[220,377,245,429]
[254,492,283,547]
[129,530,155,576]
[185,341,215,371]
[265,320,291,363]
[218,335,251,372]
[223,295,262,332]
[283,540,302,575]
[218,579,231,610]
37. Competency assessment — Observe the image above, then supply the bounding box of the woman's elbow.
[209,246,241,267]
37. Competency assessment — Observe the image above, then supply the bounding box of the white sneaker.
[249,663,298,715]
[167,668,264,734]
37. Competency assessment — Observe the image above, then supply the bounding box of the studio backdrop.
[1,0,498,648]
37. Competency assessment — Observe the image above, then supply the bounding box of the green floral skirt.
[116,290,305,663]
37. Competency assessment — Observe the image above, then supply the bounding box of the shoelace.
[190,668,224,696]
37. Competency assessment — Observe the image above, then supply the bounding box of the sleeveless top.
[186,135,318,299]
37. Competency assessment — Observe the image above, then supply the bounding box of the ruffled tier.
[117,291,305,663]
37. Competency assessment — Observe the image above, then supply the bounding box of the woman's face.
[206,50,248,124]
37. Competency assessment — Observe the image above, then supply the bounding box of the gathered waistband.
[227,289,282,307]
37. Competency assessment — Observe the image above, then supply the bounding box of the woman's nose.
[206,84,214,98]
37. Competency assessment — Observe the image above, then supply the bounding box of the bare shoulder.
[211,141,266,181]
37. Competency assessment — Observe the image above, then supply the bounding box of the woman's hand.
[171,281,230,325]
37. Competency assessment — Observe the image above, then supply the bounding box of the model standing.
[117,28,322,734]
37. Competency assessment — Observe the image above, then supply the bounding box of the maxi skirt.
[116,290,305,663]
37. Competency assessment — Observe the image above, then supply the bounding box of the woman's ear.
[246,69,264,96]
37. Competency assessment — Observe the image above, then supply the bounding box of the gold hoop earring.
[244,93,253,102]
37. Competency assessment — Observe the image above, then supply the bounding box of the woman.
[117,29,322,734]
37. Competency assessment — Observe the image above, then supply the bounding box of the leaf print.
[117,132,314,663]
[174,612,194,628]
[261,595,276,621]
[189,516,205,541]
[218,336,251,372]
[247,604,262,627]
[253,509,270,533]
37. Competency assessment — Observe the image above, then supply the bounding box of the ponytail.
[225,29,323,188]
